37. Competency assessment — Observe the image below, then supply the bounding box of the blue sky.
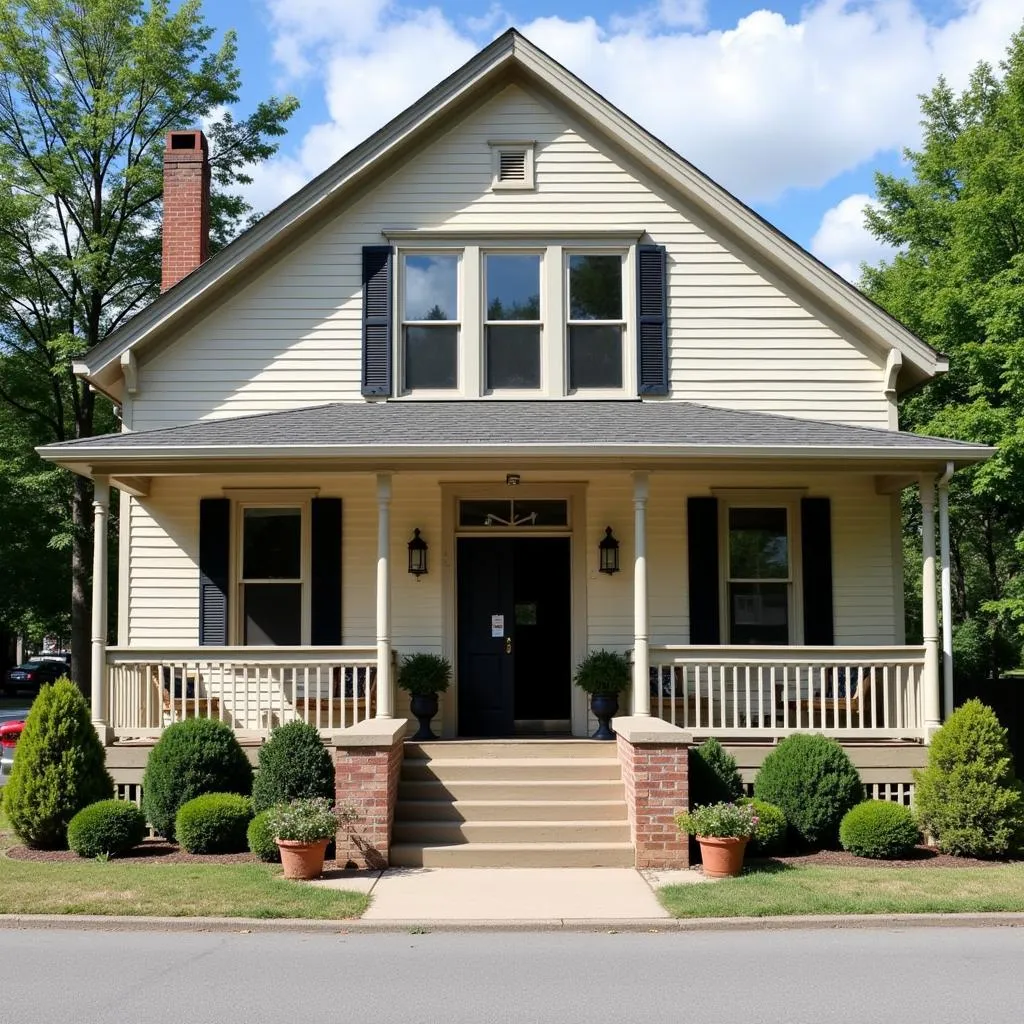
[200,0,1024,279]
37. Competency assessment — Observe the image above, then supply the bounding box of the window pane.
[243,508,301,580]
[569,254,622,320]
[569,325,623,389]
[459,500,514,527]
[244,584,301,645]
[729,507,788,579]
[404,325,458,389]
[511,500,568,526]
[729,582,789,645]
[486,324,541,389]
[486,254,540,320]
[404,254,458,321]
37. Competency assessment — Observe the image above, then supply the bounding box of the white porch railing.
[646,646,926,740]
[105,646,380,740]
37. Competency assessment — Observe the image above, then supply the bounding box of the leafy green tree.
[0,0,297,687]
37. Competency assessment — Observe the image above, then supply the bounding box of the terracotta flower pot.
[276,838,330,880]
[697,835,748,878]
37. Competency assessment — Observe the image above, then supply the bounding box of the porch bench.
[154,667,222,721]
[286,666,377,729]
[778,667,870,726]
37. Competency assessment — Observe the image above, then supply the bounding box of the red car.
[0,720,24,786]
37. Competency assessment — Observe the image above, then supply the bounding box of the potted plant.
[268,797,349,880]
[675,801,759,878]
[397,653,452,741]
[573,650,631,740]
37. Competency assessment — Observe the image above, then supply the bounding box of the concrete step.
[394,798,629,822]
[392,819,631,844]
[401,757,622,783]
[405,740,616,760]
[396,779,626,803]
[389,841,636,868]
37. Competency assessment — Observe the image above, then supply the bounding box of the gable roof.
[76,29,946,401]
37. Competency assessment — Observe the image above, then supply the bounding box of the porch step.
[391,739,632,868]
[389,841,636,869]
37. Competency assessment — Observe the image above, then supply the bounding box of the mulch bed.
[748,846,1023,869]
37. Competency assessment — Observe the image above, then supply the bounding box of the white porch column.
[90,477,111,735]
[938,467,954,720]
[375,473,394,718]
[632,471,651,717]
[920,476,941,737]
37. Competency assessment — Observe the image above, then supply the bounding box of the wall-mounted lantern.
[598,526,620,575]
[407,528,428,577]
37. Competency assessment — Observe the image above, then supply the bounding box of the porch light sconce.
[407,528,428,578]
[599,526,620,575]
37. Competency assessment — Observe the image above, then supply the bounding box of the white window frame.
[483,249,545,396]
[565,250,629,396]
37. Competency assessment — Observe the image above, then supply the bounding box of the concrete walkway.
[312,867,705,921]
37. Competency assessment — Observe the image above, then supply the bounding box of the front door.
[457,537,571,736]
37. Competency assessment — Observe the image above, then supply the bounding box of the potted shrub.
[675,801,759,878]
[574,650,630,740]
[268,797,350,880]
[397,653,452,741]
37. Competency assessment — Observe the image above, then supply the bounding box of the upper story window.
[485,253,542,390]
[401,254,459,391]
[568,254,625,390]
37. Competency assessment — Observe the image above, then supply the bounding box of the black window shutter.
[199,498,230,646]
[362,245,393,397]
[801,497,834,645]
[636,243,668,395]
[687,496,720,644]
[310,498,343,646]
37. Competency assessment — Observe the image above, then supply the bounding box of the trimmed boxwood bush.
[689,737,744,805]
[753,733,863,848]
[247,809,280,862]
[67,800,147,859]
[252,720,335,813]
[142,718,253,841]
[738,797,788,856]
[175,793,253,854]
[914,699,1024,857]
[2,678,113,849]
[839,800,919,859]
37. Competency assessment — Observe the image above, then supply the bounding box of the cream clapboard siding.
[131,84,888,431]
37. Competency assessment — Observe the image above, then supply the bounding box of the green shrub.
[67,800,147,859]
[738,797,788,856]
[252,720,335,813]
[2,679,113,849]
[689,738,744,805]
[839,800,919,859]
[753,733,863,848]
[573,650,631,695]
[175,793,253,854]
[247,809,280,862]
[397,653,453,696]
[914,699,1024,857]
[142,719,253,841]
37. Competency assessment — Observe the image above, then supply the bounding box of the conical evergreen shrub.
[2,678,113,849]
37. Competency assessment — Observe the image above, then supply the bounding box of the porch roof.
[38,400,992,470]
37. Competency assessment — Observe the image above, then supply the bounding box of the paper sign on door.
[491,614,504,638]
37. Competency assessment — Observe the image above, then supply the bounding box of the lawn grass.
[0,809,368,920]
[659,863,1024,918]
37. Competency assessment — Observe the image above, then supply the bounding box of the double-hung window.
[485,252,542,390]
[239,506,305,645]
[401,253,460,391]
[567,253,625,390]
[726,507,791,645]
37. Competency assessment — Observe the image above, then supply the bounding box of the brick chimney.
[161,130,211,292]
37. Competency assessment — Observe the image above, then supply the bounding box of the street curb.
[1,912,1023,935]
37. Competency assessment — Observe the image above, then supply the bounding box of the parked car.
[3,659,66,695]
[0,719,24,786]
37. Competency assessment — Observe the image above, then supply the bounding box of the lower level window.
[727,507,790,644]
[240,507,304,645]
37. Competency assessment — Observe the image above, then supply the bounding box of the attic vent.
[489,140,535,191]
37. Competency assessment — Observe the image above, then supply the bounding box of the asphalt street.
[1,925,1022,1023]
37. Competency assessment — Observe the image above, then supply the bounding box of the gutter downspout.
[938,461,954,720]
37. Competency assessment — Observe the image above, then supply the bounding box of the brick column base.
[333,720,406,869]
[614,717,691,869]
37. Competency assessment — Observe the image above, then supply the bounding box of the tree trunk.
[70,473,93,701]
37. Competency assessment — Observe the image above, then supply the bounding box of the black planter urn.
[590,693,620,740]
[409,693,440,741]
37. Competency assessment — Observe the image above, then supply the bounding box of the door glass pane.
[729,582,789,645]
[459,500,514,527]
[569,254,622,320]
[486,254,540,320]
[404,254,458,321]
[486,324,541,389]
[569,325,623,389]
[244,584,301,645]
[243,508,301,580]
[510,500,568,526]
[404,325,458,389]
[729,508,788,579]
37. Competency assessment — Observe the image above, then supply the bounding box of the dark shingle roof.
[40,401,992,462]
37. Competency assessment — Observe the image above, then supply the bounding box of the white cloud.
[810,193,896,282]
[248,0,1024,214]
